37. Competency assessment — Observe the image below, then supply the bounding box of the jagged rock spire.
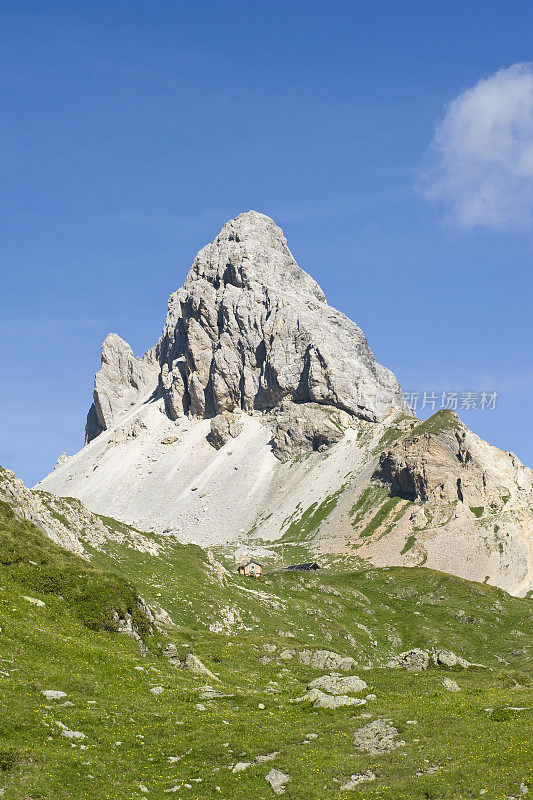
[86,211,406,442]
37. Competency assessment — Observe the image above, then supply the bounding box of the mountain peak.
[184,211,327,304]
[82,213,406,440]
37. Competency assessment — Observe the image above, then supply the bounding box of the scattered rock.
[150,686,165,695]
[198,686,226,700]
[255,752,277,763]
[163,644,219,680]
[232,762,251,773]
[55,721,86,740]
[340,771,376,790]
[353,719,405,754]
[41,690,67,700]
[442,678,461,692]
[182,652,218,679]
[22,596,45,607]
[279,649,295,661]
[266,768,290,795]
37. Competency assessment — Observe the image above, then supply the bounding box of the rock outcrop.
[307,674,367,694]
[373,410,531,508]
[85,334,159,443]
[0,466,159,557]
[385,648,472,670]
[271,401,351,461]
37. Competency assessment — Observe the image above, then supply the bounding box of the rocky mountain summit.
[85,211,406,446]
[36,212,533,595]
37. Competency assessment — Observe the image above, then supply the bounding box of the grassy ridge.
[0,501,150,635]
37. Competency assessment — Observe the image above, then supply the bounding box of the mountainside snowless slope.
[37,212,533,595]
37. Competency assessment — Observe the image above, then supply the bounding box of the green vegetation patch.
[357,495,404,538]
[470,506,484,518]
[410,409,462,438]
[281,486,346,542]
[401,534,417,555]
[0,501,150,635]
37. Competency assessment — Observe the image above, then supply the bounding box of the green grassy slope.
[0,501,532,799]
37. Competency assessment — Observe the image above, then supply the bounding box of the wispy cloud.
[421,63,533,228]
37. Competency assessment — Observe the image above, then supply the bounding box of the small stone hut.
[237,560,263,577]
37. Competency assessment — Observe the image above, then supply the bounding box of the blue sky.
[1,0,532,486]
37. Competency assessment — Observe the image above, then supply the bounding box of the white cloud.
[422,63,533,228]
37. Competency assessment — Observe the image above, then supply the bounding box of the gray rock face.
[86,334,158,443]
[153,212,406,426]
[83,212,405,449]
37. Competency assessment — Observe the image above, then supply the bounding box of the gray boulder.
[298,649,357,671]
[207,412,244,450]
[307,674,367,695]
[41,690,67,700]
[385,649,431,670]
[433,649,470,668]
[265,768,290,795]
[353,719,405,754]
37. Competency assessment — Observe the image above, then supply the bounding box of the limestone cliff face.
[85,211,406,444]
[85,334,159,443]
[157,211,405,422]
